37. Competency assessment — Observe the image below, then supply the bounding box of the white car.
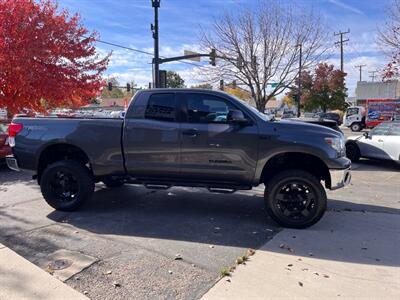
[345,121,400,163]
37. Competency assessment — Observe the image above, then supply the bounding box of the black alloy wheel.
[40,160,94,211]
[264,170,327,228]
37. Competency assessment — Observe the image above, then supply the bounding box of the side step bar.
[208,187,236,194]
[144,184,171,190]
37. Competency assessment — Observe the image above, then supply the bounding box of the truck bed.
[11,117,125,176]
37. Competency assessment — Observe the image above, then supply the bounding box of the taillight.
[8,123,23,137]
[8,123,23,147]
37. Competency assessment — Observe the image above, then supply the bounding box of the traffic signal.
[209,48,216,66]
[108,82,112,91]
[292,94,299,102]
[126,83,131,92]
[159,70,167,88]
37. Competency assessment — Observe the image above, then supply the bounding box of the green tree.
[166,71,185,88]
[301,63,348,112]
[102,77,124,98]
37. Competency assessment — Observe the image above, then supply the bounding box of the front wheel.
[264,170,327,229]
[350,122,362,132]
[40,160,94,211]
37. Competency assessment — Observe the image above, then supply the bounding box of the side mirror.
[227,110,249,125]
[363,132,369,139]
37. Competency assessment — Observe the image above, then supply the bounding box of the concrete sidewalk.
[202,211,400,300]
[0,243,88,300]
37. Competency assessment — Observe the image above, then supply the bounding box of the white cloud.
[327,0,365,15]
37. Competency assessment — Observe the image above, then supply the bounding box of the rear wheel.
[346,143,360,163]
[350,122,362,132]
[40,160,94,211]
[264,170,327,229]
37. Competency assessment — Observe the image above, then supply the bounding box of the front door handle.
[182,129,199,137]
[378,139,384,142]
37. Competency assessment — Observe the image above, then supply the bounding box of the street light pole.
[152,0,160,88]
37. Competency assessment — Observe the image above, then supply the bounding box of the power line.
[84,36,154,55]
[334,29,350,73]
[369,70,379,82]
[86,36,203,68]
[354,64,366,81]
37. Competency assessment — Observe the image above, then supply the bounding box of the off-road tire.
[264,169,327,229]
[40,160,94,211]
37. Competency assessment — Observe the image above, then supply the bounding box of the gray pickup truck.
[7,89,351,228]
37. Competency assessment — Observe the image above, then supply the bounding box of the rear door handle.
[378,139,384,142]
[182,129,199,137]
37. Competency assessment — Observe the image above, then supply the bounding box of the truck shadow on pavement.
[46,185,400,267]
[48,185,279,250]
[0,167,36,191]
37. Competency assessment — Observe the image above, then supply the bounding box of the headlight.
[325,137,344,153]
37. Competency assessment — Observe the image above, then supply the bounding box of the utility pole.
[296,43,302,117]
[151,0,160,88]
[369,70,379,82]
[334,29,350,73]
[354,64,366,82]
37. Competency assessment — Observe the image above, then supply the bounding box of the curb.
[0,243,88,300]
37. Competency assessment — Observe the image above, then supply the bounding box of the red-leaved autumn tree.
[0,0,110,114]
[299,63,347,112]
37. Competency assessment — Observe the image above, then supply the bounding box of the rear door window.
[144,93,176,122]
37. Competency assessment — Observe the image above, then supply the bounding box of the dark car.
[281,111,296,119]
[6,89,351,229]
[0,121,11,164]
[287,118,343,134]
[315,112,342,126]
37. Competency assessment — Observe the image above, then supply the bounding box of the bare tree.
[200,2,329,111]
[378,0,400,78]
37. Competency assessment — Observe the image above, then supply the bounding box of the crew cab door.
[123,92,181,177]
[179,92,258,184]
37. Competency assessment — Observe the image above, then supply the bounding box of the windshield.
[388,123,400,135]
[346,107,359,116]
[370,122,391,136]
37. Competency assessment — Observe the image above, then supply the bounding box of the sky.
[57,0,391,97]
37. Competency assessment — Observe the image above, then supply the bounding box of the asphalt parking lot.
[0,127,399,299]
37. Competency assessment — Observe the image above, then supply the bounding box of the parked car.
[345,121,400,163]
[0,121,11,164]
[315,112,342,126]
[281,111,296,119]
[7,89,351,228]
[287,118,343,134]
